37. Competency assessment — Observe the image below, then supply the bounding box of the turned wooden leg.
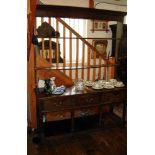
[99,106,103,127]
[122,102,127,126]
[36,103,45,143]
[109,105,114,113]
[71,111,74,132]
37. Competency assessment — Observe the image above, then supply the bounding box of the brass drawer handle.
[59,101,63,105]
[42,115,46,122]
[113,92,121,95]
[54,101,63,106]
[86,98,94,103]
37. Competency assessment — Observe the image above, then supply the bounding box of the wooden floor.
[28,126,126,155]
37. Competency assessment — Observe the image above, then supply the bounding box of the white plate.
[52,90,64,95]
[92,85,104,90]
[98,80,106,83]
[103,85,115,89]
[115,84,125,88]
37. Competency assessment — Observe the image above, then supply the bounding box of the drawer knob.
[87,98,94,103]
[59,101,63,105]
[54,101,63,106]
[113,92,119,95]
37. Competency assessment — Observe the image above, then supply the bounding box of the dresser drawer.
[102,91,126,104]
[76,94,100,107]
[42,97,75,111]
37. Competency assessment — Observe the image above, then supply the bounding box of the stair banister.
[56,18,107,60]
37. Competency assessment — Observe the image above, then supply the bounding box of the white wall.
[87,20,116,57]
[40,0,89,7]
[86,1,127,57]
[94,2,127,12]
[40,0,127,12]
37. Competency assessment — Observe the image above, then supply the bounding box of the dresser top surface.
[36,86,127,100]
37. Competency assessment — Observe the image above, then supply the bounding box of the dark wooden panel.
[36,5,126,21]
[101,90,126,104]
[110,24,127,57]
[42,96,76,111]
[76,94,100,107]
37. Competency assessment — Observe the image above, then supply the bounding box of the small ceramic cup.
[74,79,85,91]
[116,81,124,87]
[93,82,100,88]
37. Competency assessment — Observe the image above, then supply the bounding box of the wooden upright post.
[27,44,37,128]
[89,0,94,8]
[115,21,123,63]
[27,0,37,61]
[27,0,37,128]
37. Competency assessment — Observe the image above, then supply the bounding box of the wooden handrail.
[56,17,106,60]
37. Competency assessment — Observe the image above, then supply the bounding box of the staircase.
[35,17,108,82]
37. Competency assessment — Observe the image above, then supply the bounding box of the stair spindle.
[98,56,102,79]
[93,49,97,81]
[87,47,91,80]
[48,17,52,64]
[82,42,85,79]
[69,31,72,78]
[56,19,59,68]
[75,38,79,79]
[63,25,66,74]
[41,17,44,58]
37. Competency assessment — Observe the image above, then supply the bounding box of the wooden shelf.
[36,37,121,40]
[35,64,118,70]
[45,109,98,122]
[36,5,126,21]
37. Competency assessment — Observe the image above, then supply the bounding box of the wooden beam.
[36,5,126,21]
